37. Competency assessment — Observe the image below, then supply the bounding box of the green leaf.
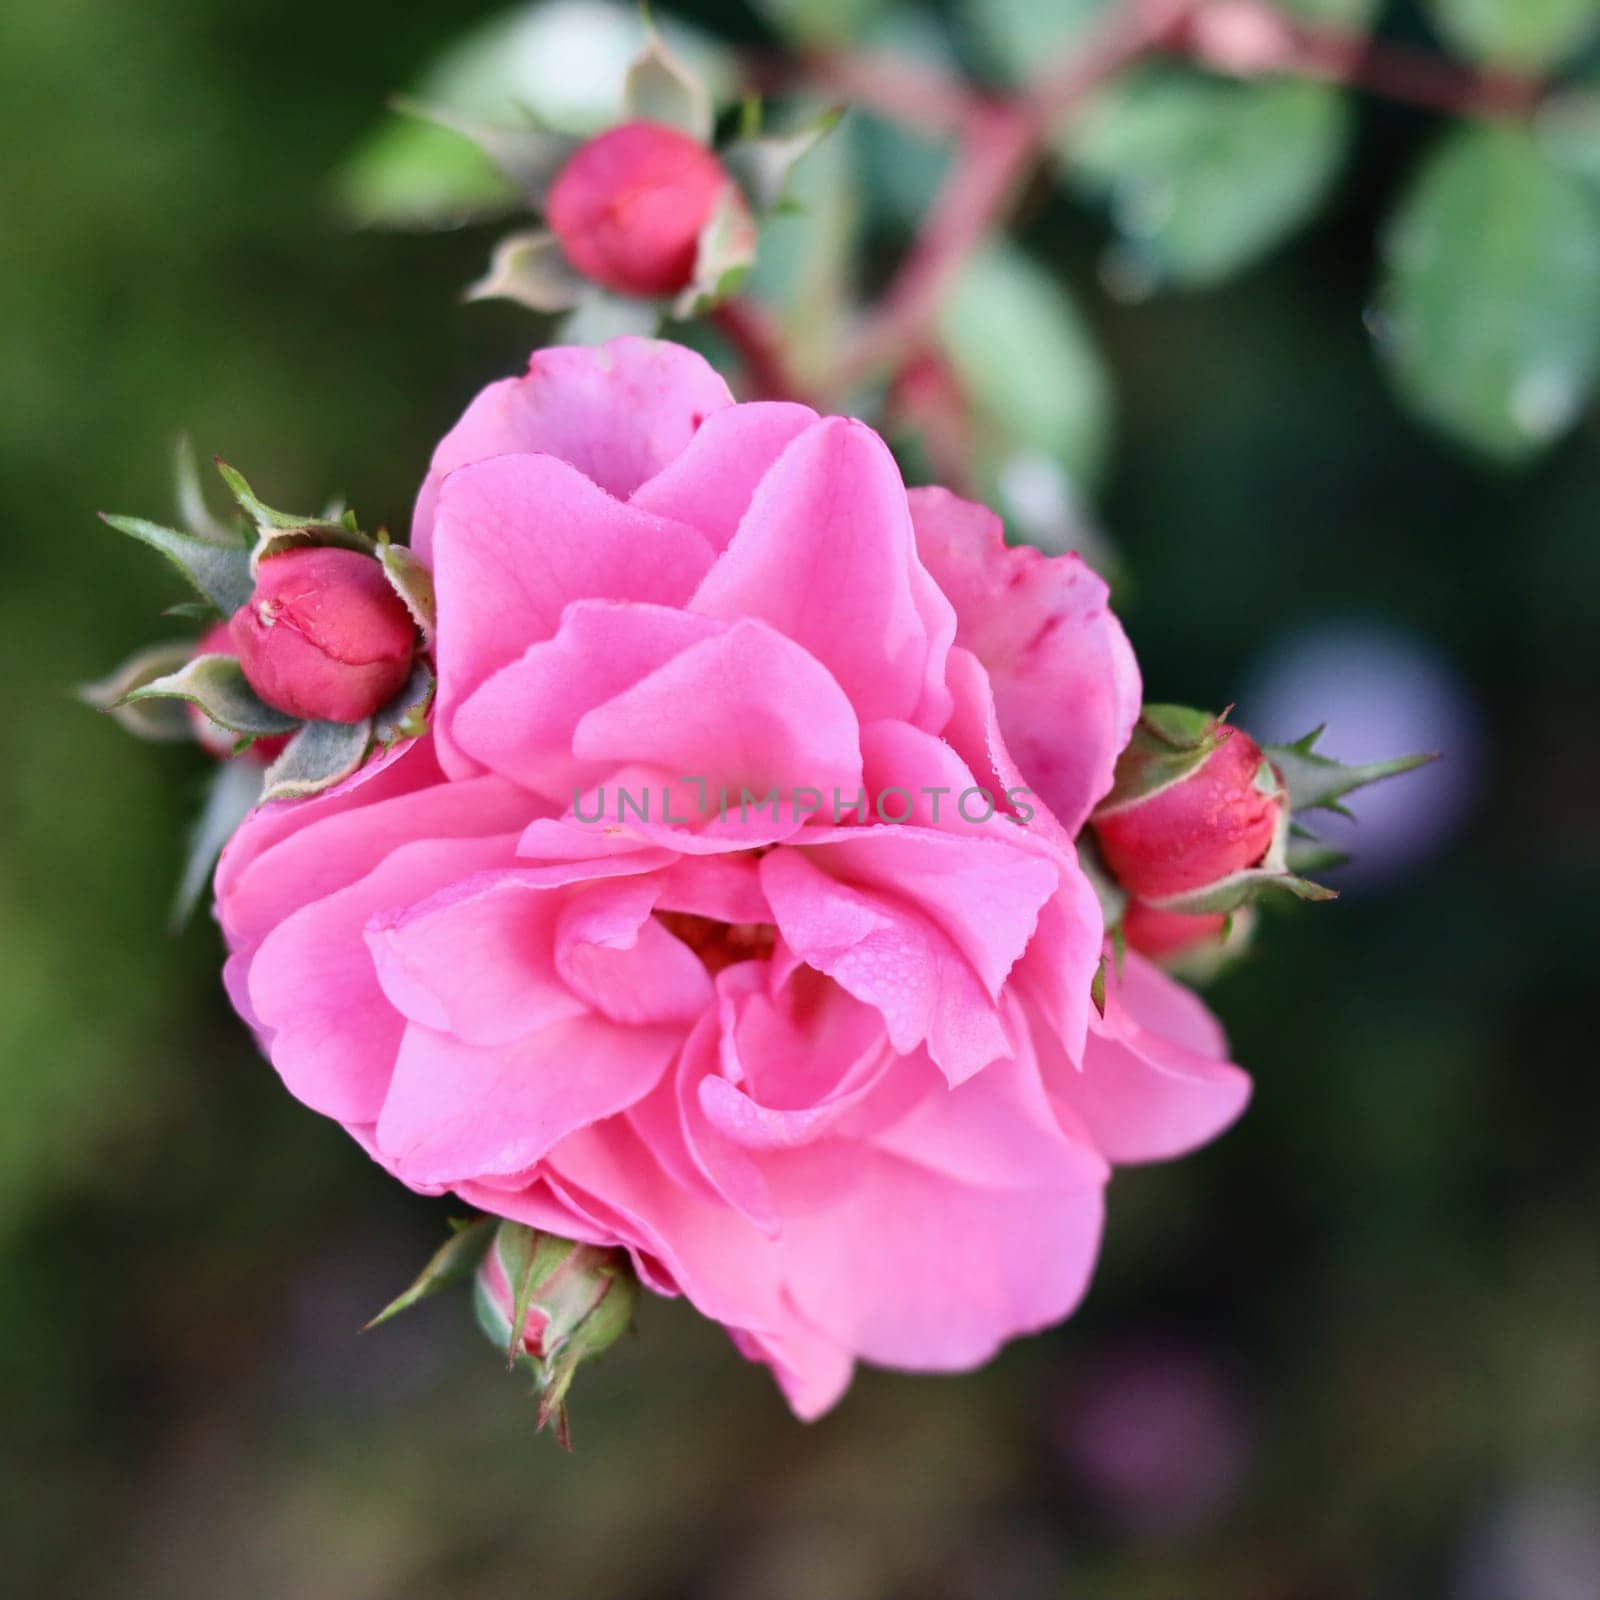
[334,116,518,231]
[259,718,371,802]
[753,0,890,47]
[1379,123,1600,461]
[365,1217,495,1330]
[1069,69,1351,291]
[80,640,197,742]
[1426,0,1600,71]
[121,654,299,738]
[936,239,1112,493]
[388,98,577,207]
[1265,725,1437,817]
[967,0,1376,83]
[99,513,252,617]
[171,758,264,929]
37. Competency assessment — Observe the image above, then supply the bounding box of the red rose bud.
[1094,710,1283,902]
[474,1221,637,1446]
[187,624,290,762]
[547,120,736,297]
[1121,901,1230,961]
[229,547,416,724]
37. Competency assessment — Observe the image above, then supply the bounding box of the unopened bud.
[547,120,739,297]
[1094,707,1284,902]
[229,547,416,724]
[474,1221,637,1447]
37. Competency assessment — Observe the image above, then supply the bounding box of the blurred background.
[2,0,1597,1595]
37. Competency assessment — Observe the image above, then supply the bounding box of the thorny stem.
[732,0,1553,410]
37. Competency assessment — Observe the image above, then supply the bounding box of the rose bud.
[228,547,416,724]
[187,624,291,762]
[1121,901,1229,961]
[474,1221,637,1446]
[1094,711,1283,902]
[546,120,738,297]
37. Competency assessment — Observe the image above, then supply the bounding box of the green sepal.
[623,27,713,143]
[673,184,757,318]
[171,757,265,929]
[120,653,300,738]
[98,513,252,617]
[259,718,372,803]
[213,460,374,574]
[1095,703,1229,816]
[80,640,197,742]
[388,96,578,206]
[1089,956,1108,1018]
[365,1216,496,1331]
[722,106,844,214]
[376,536,437,637]
[498,1224,578,1369]
[535,1258,636,1449]
[175,434,240,544]
[1148,865,1337,917]
[1265,725,1436,819]
[372,661,436,748]
[465,228,588,312]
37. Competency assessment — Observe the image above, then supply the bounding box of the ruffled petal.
[691,417,955,729]
[911,488,1140,833]
[629,400,819,553]
[431,452,714,774]
[411,337,733,559]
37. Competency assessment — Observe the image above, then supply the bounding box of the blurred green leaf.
[1379,123,1600,461]
[936,238,1112,491]
[334,1,733,228]
[754,0,889,47]
[967,0,1377,85]
[1068,69,1351,291]
[1426,0,1600,71]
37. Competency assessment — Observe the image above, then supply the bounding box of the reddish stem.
[830,0,1200,395]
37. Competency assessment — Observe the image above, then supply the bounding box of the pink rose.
[217,338,1249,1417]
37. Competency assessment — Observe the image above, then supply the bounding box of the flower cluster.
[210,337,1263,1419]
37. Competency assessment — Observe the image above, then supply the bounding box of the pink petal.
[364,870,581,1047]
[571,618,863,803]
[554,877,714,1025]
[222,769,535,958]
[453,600,719,801]
[375,1014,681,1186]
[799,824,1059,1001]
[411,337,733,559]
[1051,953,1251,1165]
[768,1147,1105,1371]
[247,834,518,1124]
[759,846,1012,1084]
[691,417,955,729]
[629,400,819,552]
[910,487,1140,833]
[431,452,714,774]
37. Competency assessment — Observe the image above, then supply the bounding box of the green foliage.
[753,0,890,46]
[936,239,1112,492]
[1379,123,1600,461]
[1069,70,1351,291]
[1426,0,1600,71]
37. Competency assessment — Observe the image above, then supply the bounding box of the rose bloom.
[217,339,1249,1417]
